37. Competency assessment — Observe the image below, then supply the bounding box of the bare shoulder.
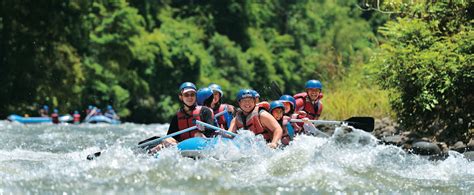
[259,111,276,122]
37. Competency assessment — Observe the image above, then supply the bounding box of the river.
[0,121,473,194]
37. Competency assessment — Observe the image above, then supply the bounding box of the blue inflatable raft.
[176,137,236,158]
[84,115,121,124]
[7,114,73,124]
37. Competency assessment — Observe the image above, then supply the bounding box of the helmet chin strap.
[242,105,256,115]
[181,100,196,111]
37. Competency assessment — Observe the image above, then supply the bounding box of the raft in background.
[84,115,121,124]
[7,114,73,124]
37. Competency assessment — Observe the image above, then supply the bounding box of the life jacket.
[214,104,229,129]
[73,114,81,123]
[256,101,270,112]
[51,113,59,124]
[294,92,323,120]
[235,107,273,142]
[176,106,203,141]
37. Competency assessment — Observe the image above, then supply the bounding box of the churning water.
[0,121,473,194]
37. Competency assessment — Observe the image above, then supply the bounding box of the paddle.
[87,126,199,160]
[271,81,283,97]
[256,82,280,101]
[84,107,97,122]
[195,120,238,137]
[290,116,374,132]
[87,135,162,160]
[137,126,198,149]
[138,136,160,145]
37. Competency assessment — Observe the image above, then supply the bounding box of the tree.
[372,1,473,143]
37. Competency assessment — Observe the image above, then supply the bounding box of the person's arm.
[226,104,235,114]
[228,118,237,133]
[259,111,283,148]
[290,113,303,132]
[149,115,179,153]
[200,107,215,137]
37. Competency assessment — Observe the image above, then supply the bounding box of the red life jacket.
[294,92,323,120]
[256,101,270,112]
[51,113,59,124]
[235,107,273,142]
[176,106,203,141]
[73,114,81,123]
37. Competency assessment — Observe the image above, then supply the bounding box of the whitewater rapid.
[0,121,472,194]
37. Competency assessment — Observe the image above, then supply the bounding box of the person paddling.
[51,109,59,124]
[73,110,81,124]
[294,80,324,120]
[208,83,234,129]
[104,105,119,120]
[279,94,304,134]
[39,105,49,117]
[197,87,216,122]
[149,82,215,153]
[269,101,293,145]
[228,89,283,149]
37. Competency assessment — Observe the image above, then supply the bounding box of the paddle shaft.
[214,106,228,118]
[85,108,97,121]
[137,126,198,148]
[290,116,374,132]
[195,120,238,137]
[290,119,343,125]
[89,121,234,160]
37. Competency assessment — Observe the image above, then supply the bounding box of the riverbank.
[372,117,474,159]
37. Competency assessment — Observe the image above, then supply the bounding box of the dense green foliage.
[371,1,473,143]
[1,0,385,123]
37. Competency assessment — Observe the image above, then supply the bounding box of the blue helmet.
[43,105,49,111]
[107,105,113,110]
[74,110,79,114]
[179,82,197,93]
[305,80,322,90]
[208,83,223,97]
[53,109,58,113]
[236,89,255,102]
[279,95,296,109]
[251,90,260,98]
[197,87,214,106]
[88,105,93,110]
[269,101,285,113]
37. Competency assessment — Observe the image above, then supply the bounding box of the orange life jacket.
[235,107,273,142]
[294,92,323,120]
